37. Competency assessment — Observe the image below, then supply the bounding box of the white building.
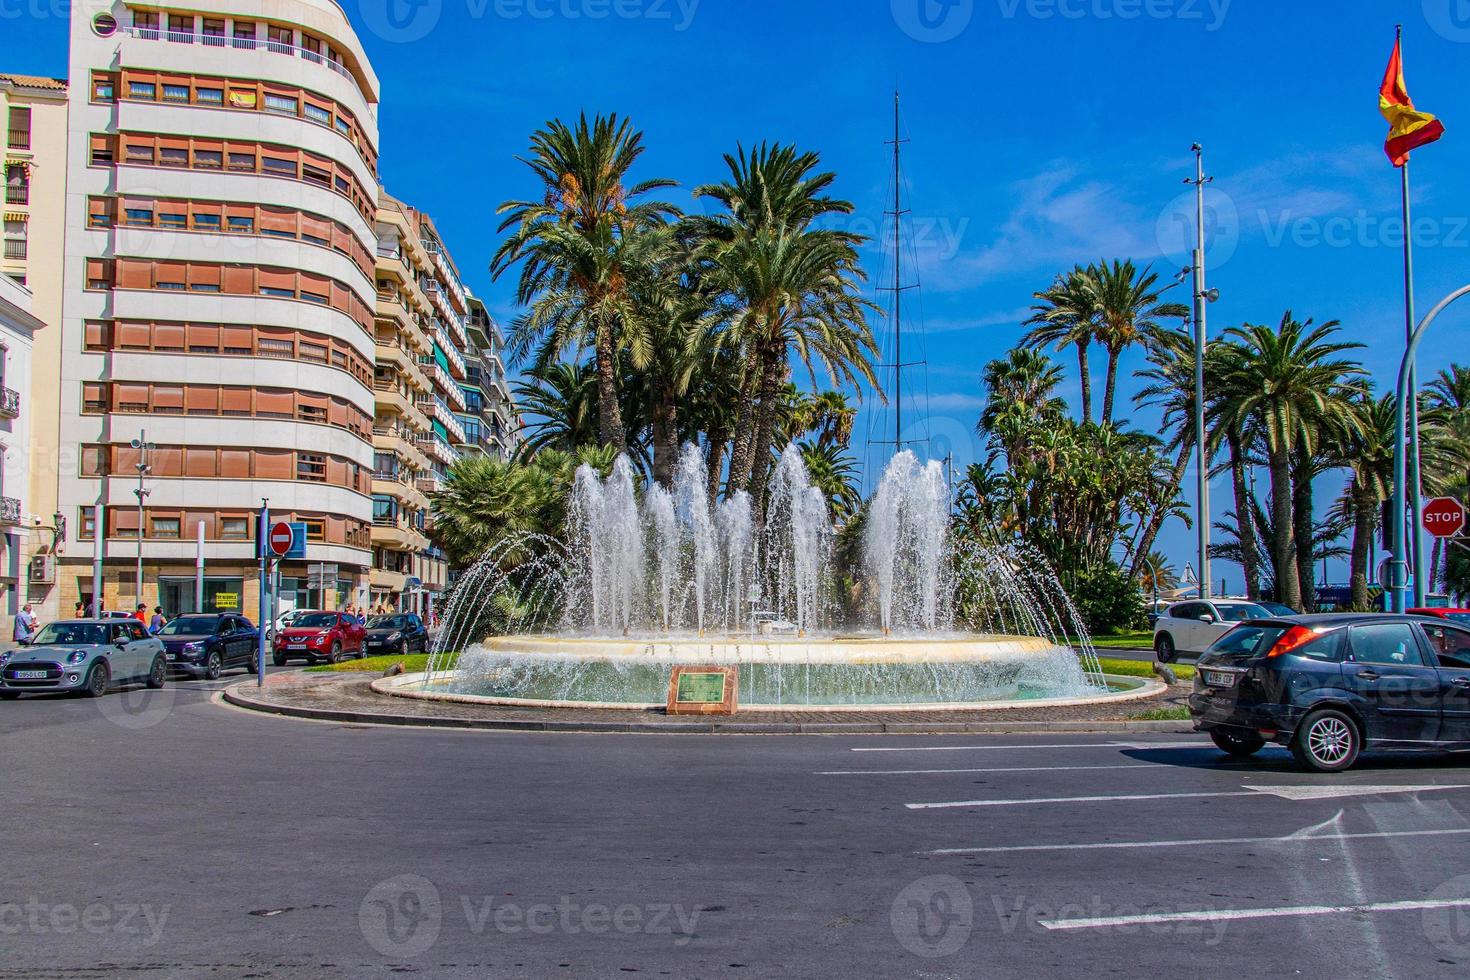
[0,274,42,635]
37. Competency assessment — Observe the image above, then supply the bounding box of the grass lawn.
[1080,631,1154,649]
[1096,656,1195,683]
[1127,706,1192,721]
[304,652,457,674]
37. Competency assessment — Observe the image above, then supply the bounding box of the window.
[196,86,223,105]
[92,74,115,102]
[221,516,249,539]
[301,163,330,187]
[228,151,255,172]
[124,140,153,163]
[268,25,293,53]
[227,215,254,233]
[163,84,190,103]
[232,21,256,48]
[159,146,189,167]
[304,103,332,126]
[90,135,114,165]
[167,14,193,41]
[262,155,295,176]
[151,515,181,538]
[127,81,157,100]
[202,18,225,45]
[260,285,294,298]
[301,34,323,63]
[124,207,153,226]
[258,337,293,357]
[158,212,186,229]
[263,93,298,115]
[193,213,220,231]
[79,508,96,540]
[298,454,326,481]
[333,116,350,137]
[1422,623,1470,668]
[1348,623,1428,668]
[194,149,222,169]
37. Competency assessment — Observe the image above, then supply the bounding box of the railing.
[0,496,19,526]
[2,241,24,260]
[7,130,29,150]
[118,26,356,83]
[4,185,27,205]
[0,387,18,419]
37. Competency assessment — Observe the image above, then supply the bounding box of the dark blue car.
[1190,613,1470,771]
[157,614,261,679]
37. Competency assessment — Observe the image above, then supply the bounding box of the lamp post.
[1184,144,1220,600]
[130,431,155,607]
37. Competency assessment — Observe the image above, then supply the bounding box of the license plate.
[1203,670,1236,688]
[13,670,47,679]
[287,643,306,650]
[166,653,178,661]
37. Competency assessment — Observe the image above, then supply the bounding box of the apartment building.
[463,295,519,462]
[0,276,43,636]
[53,0,382,617]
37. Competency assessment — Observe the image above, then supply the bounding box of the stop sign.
[1422,497,1466,539]
[268,520,294,557]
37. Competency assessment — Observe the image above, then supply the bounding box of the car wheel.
[146,656,167,689]
[272,650,287,666]
[204,651,223,681]
[1154,633,1176,664]
[245,655,258,675]
[1291,709,1360,772]
[84,663,110,698]
[1209,728,1265,757]
[329,641,343,665]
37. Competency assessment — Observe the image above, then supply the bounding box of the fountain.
[404,445,1137,711]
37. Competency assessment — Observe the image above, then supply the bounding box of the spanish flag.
[1380,34,1444,167]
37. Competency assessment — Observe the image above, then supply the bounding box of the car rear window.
[1216,604,1270,622]
[1207,624,1285,658]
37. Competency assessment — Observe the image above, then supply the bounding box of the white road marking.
[1038,897,1470,931]
[850,741,1208,754]
[908,783,1470,810]
[817,763,1157,776]
[924,826,1470,854]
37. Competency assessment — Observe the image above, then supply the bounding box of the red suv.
[272,610,366,665]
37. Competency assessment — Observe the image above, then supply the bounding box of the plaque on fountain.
[667,665,738,715]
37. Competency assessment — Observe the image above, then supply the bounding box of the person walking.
[149,606,167,634]
[133,603,148,624]
[13,603,37,644]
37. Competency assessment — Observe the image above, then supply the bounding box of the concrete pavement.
[2,679,1469,978]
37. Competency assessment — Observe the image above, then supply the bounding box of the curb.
[221,676,1194,735]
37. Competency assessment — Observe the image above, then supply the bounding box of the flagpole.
[1396,24,1427,608]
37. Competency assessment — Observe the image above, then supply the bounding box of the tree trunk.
[723,345,761,497]
[1431,537,1445,594]
[1291,448,1316,613]
[1128,440,1189,580]
[704,430,727,511]
[1227,429,1261,601]
[1269,447,1301,610]
[1076,338,1093,425]
[745,342,787,516]
[1349,477,1376,611]
[594,316,626,454]
[650,387,677,489]
[1100,344,1119,425]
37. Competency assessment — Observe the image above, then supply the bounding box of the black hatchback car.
[1189,613,1470,771]
[363,613,430,655]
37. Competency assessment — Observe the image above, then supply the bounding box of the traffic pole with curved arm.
[1391,283,1470,612]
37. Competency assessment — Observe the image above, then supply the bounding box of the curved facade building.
[57,1,381,614]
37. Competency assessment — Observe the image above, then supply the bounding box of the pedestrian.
[149,606,167,634]
[133,602,148,624]
[74,600,86,618]
[13,603,37,644]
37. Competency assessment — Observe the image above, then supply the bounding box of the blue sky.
[9,0,1470,590]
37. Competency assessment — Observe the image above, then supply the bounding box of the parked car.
[1255,601,1298,618]
[0,619,166,699]
[1190,613,1470,772]
[263,606,302,642]
[364,613,430,655]
[1408,607,1470,625]
[272,610,366,665]
[157,613,261,679]
[1153,599,1272,662]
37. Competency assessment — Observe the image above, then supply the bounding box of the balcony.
[7,130,29,151]
[4,185,27,206]
[118,26,356,84]
[2,240,23,261]
[0,496,19,526]
[0,387,18,419]
[416,433,457,467]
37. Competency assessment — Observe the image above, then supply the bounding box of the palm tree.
[492,114,679,453]
[1022,266,1097,423]
[1214,314,1366,610]
[978,348,1066,468]
[1130,328,1199,581]
[1339,394,1398,609]
[1087,259,1189,424]
[797,440,862,523]
[512,362,598,455]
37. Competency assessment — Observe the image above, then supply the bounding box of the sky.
[8,0,1470,592]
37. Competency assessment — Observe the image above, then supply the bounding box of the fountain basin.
[412,633,1124,710]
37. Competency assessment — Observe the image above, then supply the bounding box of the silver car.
[0,619,166,699]
[1153,599,1272,662]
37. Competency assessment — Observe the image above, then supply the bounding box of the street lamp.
[1183,143,1220,600]
[130,431,155,608]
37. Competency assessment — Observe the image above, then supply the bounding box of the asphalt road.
[3,674,1470,979]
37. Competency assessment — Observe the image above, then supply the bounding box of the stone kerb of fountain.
[408,445,1130,711]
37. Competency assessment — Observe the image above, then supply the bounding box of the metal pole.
[1399,157,1427,607]
[194,520,205,613]
[1190,144,1212,600]
[131,431,153,608]
[1391,283,1470,612]
[91,503,104,617]
[257,500,269,686]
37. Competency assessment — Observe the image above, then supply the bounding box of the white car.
[1153,598,1271,662]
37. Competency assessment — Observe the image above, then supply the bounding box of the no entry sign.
[1422,497,1466,539]
[268,520,295,557]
